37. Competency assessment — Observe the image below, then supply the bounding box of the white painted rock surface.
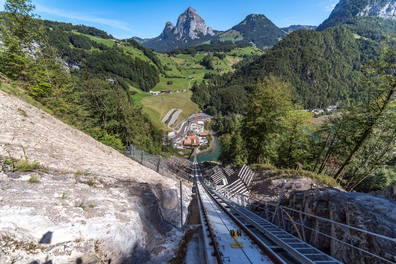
[0,90,192,263]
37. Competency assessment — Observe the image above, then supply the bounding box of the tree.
[313,47,396,190]
[219,118,248,166]
[242,75,294,164]
[276,110,314,169]
[0,0,40,79]
[333,47,396,179]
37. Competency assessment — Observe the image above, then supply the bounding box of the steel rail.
[228,191,396,244]
[203,182,342,264]
[196,163,339,264]
[215,182,396,263]
[201,182,289,264]
[194,164,224,264]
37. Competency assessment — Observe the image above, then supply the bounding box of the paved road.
[168,109,182,127]
[162,109,176,124]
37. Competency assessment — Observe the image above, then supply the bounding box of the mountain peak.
[173,7,214,40]
[245,14,267,19]
[223,13,286,48]
[165,21,174,27]
[239,14,272,25]
[319,0,396,29]
[186,7,197,14]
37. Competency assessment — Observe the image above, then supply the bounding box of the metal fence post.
[156,157,161,173]
[180,180,183,228]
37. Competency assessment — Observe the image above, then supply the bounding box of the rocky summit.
[172,7,214,41]
[358,0,396,19]
[319,0,396,29]
[139,7,215,51]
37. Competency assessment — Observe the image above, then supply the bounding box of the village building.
[183,136,200,147]
[199,131,209,137]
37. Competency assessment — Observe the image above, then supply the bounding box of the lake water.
[196,136,223,163]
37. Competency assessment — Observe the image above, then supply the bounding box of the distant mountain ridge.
[135,8,287,51]
[319,0,396,29]
[281,25,317,33]
[216,14,287,49]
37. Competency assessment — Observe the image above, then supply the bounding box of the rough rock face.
[250,176,326,201]
[287,188,396,264]
[172,7,214,41]
[358,0,396,19]
[159,22,176,39]
[0,167,188,264]
[249,167,328,201]
[139,7,215,51]
[319,0,396,29]
[0,90,192,263]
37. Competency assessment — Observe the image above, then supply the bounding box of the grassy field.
[139,46,263,130]
[142,91,200,130]
[62,35,262,131]
[75,31,155,65]
[219,30,244,42]
[152,77,192,92]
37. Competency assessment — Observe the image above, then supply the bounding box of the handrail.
[219,186,396,243]
[211,182,396,264]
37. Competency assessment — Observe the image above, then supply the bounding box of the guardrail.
[213,184,396,264]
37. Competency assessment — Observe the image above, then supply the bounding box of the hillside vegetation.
[139,44,263,130]
[193,15,396,193]
[0,4,163,154]
[193,25,382,114]
[43,20,161,92]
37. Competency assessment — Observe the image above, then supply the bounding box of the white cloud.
[36,5,133,32]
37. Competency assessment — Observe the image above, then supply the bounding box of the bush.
[251,164,341,189]
[14,160,41,172]
[167,80,173,85]
[28,175,40,183]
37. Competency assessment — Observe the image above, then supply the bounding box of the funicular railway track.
[193,162,343,264]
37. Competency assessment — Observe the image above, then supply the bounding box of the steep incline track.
[193,162,342,264]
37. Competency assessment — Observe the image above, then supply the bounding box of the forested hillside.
[192,24,382,115]
[215,49,395,192]
[43,20,161,92]
[0,2,164,154]
[190,10,396,193]
[215,14,287,49]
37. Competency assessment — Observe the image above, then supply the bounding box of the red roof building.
[183,136,200,147]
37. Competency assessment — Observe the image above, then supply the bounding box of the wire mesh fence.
[126,144,192,181]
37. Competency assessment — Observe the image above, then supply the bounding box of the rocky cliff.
[358,0,396,19]
[140,7,215,51]
[0,90,191,263]
[172,7,214,41]
[287,188,396,264]
[319,0,396,29]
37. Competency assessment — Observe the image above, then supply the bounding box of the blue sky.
[0,0,338,39]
